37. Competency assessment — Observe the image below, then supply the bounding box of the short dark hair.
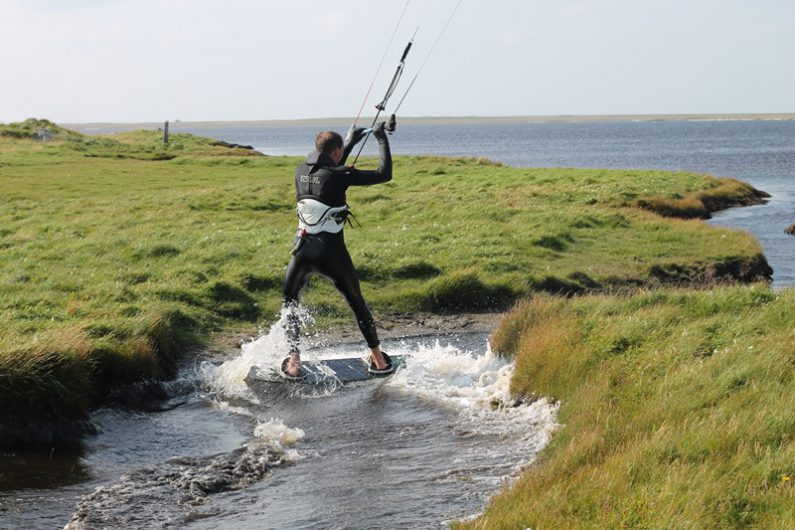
[315,131,343,155]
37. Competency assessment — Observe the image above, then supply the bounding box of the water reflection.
[0,449,89,491]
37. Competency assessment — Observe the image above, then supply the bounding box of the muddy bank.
[647,254,773,285]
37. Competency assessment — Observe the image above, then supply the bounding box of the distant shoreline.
[63,113,795,131]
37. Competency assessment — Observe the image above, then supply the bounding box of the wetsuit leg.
[315,233,380,348]
[282,250,312,354]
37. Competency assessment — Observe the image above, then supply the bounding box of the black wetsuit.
[282,132,392,353]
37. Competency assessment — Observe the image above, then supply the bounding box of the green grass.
[459,286,795,529]
[0,119,770,421]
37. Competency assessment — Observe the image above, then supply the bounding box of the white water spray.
[200,307,316,400]
[385,339,559,444]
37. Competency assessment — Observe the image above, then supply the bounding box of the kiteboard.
[245,355,405,387]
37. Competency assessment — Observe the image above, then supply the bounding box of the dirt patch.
[206,312,503,360]
[322,312,502,344]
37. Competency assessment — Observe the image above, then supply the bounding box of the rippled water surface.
[2,326,557,529]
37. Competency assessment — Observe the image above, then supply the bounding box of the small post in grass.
[164,120,169,145]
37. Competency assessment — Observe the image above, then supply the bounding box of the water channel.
[2,321,558,529]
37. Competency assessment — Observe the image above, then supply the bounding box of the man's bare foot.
[286,354,301,377]
[370,346,389,370]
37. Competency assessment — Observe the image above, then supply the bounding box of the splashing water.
[204,323,559,456]
[54,330,558,529]
[385,338,559,452]
[200,306,317,400]
[389,339,513,406]
[252,418,305,463]
[188,332,561,529]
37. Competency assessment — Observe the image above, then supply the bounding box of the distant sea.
[81,119,795,286]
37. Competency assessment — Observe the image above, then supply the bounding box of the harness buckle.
[291,228,309,255]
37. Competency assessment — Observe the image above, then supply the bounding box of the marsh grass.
[0,120,769,419]
[462,286,795,529]
[637,178,767,219]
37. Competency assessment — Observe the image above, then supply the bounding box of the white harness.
[296,198,348,234]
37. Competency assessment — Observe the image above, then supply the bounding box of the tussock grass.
[637,178,768,219]
[0,120,770,421]
[409,269,516,311]
[461,286,795,529]
[0,327,93,417]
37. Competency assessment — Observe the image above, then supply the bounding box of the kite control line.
[393,0,463,114]
[350,0,412,130]
[350,33,416,166]
[347,0,463,166]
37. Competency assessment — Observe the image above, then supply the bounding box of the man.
[281,120,394,379]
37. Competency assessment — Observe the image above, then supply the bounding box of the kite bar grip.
[400,41,413,62]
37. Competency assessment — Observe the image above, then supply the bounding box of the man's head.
[315,131,344,165]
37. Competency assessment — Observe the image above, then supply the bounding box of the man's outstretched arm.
[343,121,392,185]
[340,126,367,166]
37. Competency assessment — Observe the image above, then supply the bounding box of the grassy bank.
[460,286,795,529]
[0,119,770,427]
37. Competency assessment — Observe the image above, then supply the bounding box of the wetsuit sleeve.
[340,144,354,167]
[340,136,357,166]
[341,133,392,186]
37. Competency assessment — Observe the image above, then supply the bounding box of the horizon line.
[60,112,795,128]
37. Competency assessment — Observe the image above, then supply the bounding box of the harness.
[295,198,354,232]
[291,198,360,255]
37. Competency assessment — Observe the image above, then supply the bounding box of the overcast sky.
[1,0,793,123]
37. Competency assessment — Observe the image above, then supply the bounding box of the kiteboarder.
[280,121,395,379]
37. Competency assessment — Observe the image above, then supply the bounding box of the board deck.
[245,355,405,387]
